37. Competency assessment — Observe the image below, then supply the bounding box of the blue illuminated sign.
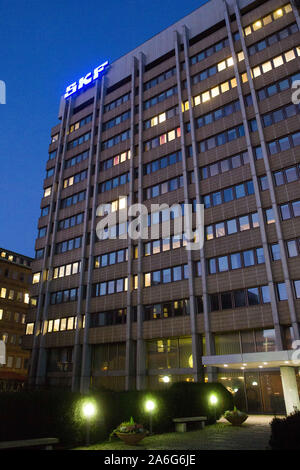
[64,60,109,99]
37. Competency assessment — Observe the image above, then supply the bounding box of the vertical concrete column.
[280,366,300,415]
[181,25,214,376]
[29,99,69,386]
[125,57,138,391]
[174,30,203,383]
[136,52,147,391]
[291,0,300,31]
[35,99,73,386]
[233,0,300,343]
[70,78,104,393]
[224,0,285,351]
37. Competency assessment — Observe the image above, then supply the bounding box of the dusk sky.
[0,0,208,258]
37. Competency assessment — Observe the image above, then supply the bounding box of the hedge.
[0,382,233,447]
[269,411,300,450]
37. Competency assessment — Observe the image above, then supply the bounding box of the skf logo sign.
[64,60,109,99]
[0,80,6,104]
[0,340,6,365]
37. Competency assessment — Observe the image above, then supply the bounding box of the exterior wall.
[26,0,300,402]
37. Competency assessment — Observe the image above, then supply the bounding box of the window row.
[183,76,238,110]
[257,72,300,102]
[101,149,131,171]
[42,316,80,333]
[262,102,300,128]
[144,264,189,287]
[144,175,184,200]
[65,150,89,169]
[210,285,271,311]
[63,169,88,189]
[104,91,130,113]
[50,288,78,305]
[144,150,182,176]
[144,126,181,151]
[144,66,176,91]
[94,248,128,268]
[0,287,29,304]
[206,211,259,240]
[53,261,81,279]
[68,114,92,134]
[208,247,265,274]
[248,22,298,56]
[1,355,25,369]
[251,47,300,80]
[102,110,131,131]
[195,99,242,130]
[0,309,26,323]
[260,164,300,191]
[144,85,177,110]
[189,37,229,66]
[200,150,249,180]
[58,212,84,231]
[99,172,130,193]
[60,190,86,209]
[101,129,131,150]
[55,236,82,254]
[91,308,128,327]
[93,277,128,296]
[203,179,254,209]
[191,55,236,86]
[266,131,300,157]
[199,124,245,153]
[144,105,179,130]
[243,4,292,37]
[67,131,91,150]
[144,234,188,256]
[280,199,300,220]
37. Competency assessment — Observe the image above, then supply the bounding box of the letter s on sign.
[64,82,77,99]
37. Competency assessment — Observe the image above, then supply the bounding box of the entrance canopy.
[202,350,297,370]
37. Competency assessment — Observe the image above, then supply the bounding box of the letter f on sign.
[0,80,6,104]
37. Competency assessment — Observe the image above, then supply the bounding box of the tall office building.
[25,0,300,414]
[0,249,32,391]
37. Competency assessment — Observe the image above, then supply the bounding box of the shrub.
[269,411,300,450]
[0,382,233,447]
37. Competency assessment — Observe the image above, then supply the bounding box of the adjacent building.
[25,0,300,414]
[0,249,32,391]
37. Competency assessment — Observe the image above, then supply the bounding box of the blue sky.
[0,0,207,257]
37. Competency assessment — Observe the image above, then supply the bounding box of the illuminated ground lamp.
[209,394,218,422]
[82,401,97,447]
[145,399,156,435]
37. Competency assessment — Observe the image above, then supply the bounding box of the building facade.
[25,0,300,414]
[0,249,32,391]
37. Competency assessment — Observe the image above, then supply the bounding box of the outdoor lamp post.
[145,399,156,435]
[209,394,218,422]
[82,401,96,447]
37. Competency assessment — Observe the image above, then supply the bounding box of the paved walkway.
[77,415,282,451]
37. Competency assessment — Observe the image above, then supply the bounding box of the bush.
[0,382,233,447]
[269,411,300,450]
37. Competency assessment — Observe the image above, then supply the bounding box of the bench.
[173,416,207,433]
[0,438,59,450]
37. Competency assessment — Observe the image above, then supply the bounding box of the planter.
[116,433,147,446]
[224,407,248,426]
[224,414,248,426]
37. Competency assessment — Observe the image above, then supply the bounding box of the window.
[271,244,281,261]
[277,283,288,301]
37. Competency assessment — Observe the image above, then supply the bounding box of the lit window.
[202,91,210,102]
[237,51,244,62]
[67,317,74,330]
[262,61,272,73]
[253,67,261,78]
[253,20,262,31]
[145,273,151,287]
[60,318,67,331]
[218,61,226,72]
[44,187,52,197]
[26,323,34,335]
[194,95,201,106]
[120,152,126,162]
[263,14,272,26]
[285,49,295,62]
[32,273,41,284]
[119,196,127,210]
[284,4,292,13]
[0,309,3,320]
[211,86,220,98]
[24,293,30,304]
[53,319,60,332]
[1,288,7,298]
[273,55,284,68]
[159,113,166,123]
[227,57,234,67]
[48,320,53,332]
[168,130,175,141]
[244,26,251,36]
[231,78,237,88]
[274,8,283,19]
[151,116,158,127]
[241,73,248,83]
[220,82,229,93]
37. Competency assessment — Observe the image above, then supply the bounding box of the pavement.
[77,414,283,451]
